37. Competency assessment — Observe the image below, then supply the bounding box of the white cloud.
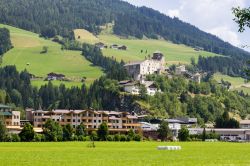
[167,9,180,18]
[167,0,247,46]
[208,26,241,46]
[123,0,250,50]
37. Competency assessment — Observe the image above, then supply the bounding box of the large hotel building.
[26,109,141,133]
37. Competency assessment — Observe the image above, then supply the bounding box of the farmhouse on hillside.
[47,72,65,81]
[124,51,165,80]
[118,45,127,50]
[119,80,161,96]
[175,65,186,75]
[95,42,107,49]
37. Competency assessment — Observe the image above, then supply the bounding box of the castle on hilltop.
[124,51,165,80]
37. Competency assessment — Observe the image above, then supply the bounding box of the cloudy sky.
[123,0,250,51]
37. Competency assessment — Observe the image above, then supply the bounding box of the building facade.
[0,104,20,126]
[124,52,165,80]
[26,109,141,133]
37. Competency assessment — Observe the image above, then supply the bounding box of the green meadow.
[0,24,103,87]
[214,73,250,94]
[0,142,249,166]
[75,29,219,64]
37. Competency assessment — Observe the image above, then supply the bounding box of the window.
[67,119,71,122]
[94,126,96,128]
[73,119,75,122]
[73,125,75,128]
[78,119,80,122]
[94,120,96,123]
[98,120,101,123]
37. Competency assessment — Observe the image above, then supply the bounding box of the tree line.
[0,28,12,56]
[0,0,248,60]
[0,120,142,142]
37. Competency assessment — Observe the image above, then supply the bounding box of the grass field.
[74,29,99,44]
[75,28,219,64]
[0,142,249,166]
[0,24,103,87]
[214,73,250,94]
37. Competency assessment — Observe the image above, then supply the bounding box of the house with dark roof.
[118,45,127,50]
[95,42,107,49]
[47,72,65,81]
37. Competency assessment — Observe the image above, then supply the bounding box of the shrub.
[84,136,91,141]
[120,135,127,142]
[34,134,43,142]
[78,135,85,141]
[107,135,114,141]
[71,135,78,141]
[90,131,98,141]
[134,134,142,141]
[11,134,21,142]
[114,134,120,141]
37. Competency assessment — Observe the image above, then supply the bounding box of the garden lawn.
[0,142,249,166]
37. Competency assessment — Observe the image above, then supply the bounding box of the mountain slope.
[0,24,103,87]
[0,0,249,59]
[75,28,219,64]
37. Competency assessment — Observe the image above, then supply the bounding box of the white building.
[188,128,250,141]
[192,73,201,84]
[124,52,165,81]
[120,80,161,96]
[240,120,250,129]
[175,65,186,75]
[139,122,159,131]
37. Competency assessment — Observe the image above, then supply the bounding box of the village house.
[118,45,127,50]
[119,80,161,96]
[124,51,165,81]
[192,73,201,84]
[95,42,107,49]
[175,65,186,75]
[194,46,204,51]
[240,120,250,129]
[188,128,250,141]
[26,109,141,133]
[110,44,119,49]
[0,104,20,126]
[47,72,65,81]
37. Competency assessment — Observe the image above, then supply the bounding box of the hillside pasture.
[0,24,103,87]
[214,73,250,94]
[0,142,249,166]
[74,29,99,44]
[75,28,220,64]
